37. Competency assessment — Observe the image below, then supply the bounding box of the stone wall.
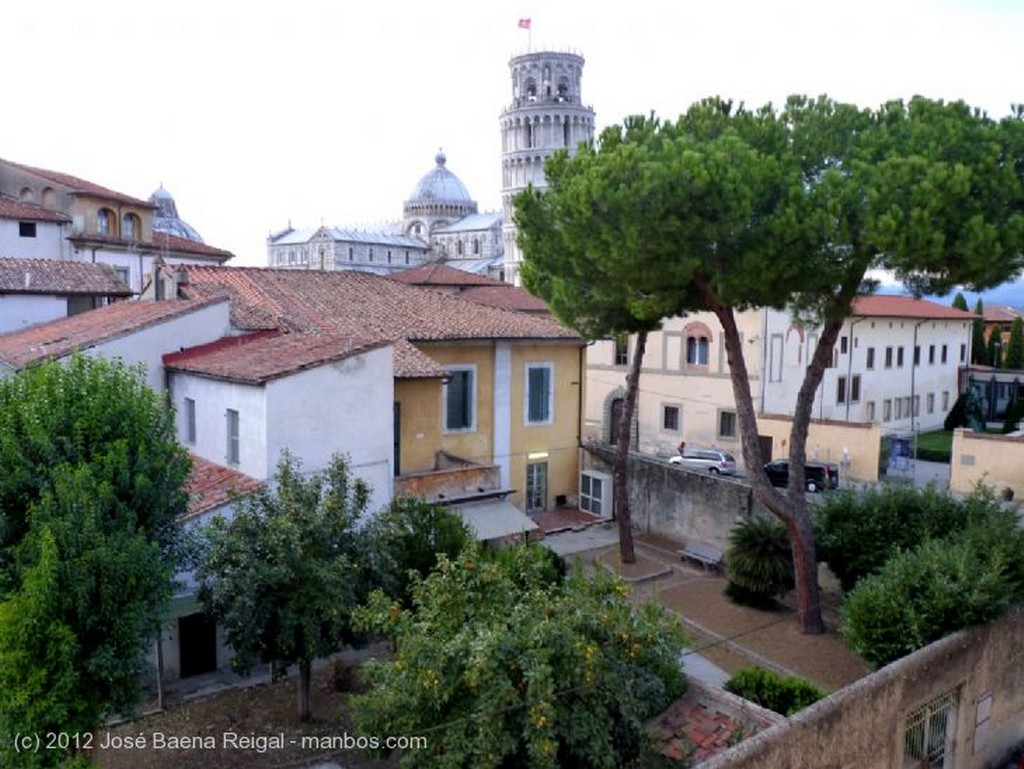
[583,445,762,552]
[699,607,1024,769]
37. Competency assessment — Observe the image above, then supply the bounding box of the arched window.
[97,208,113,235]
[456,240,463,256]
[525,77,537,100]
[121,212,140,240]
[19,187,33,202]
[683,322,714,366]
[42,187,57,208]
[685,336,710,365]
[473,238,480,255]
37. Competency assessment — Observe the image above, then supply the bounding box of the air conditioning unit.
[579,470,612,517]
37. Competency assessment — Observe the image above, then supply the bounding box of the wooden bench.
[677,541,723,572]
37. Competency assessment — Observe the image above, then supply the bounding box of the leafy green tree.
[197,452,369,721]
[354,545,687,768]
[841,505,1024,669]
[814,485,989,592]
[1005,316,1024,369]
[951,292,968,312]
[360,496,473,607]
[517,96,1024,633]
[972,298,988,364]
[0,354,189,766]
[724,516,794,608]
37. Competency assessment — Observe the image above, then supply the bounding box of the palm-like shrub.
[724,516,794,609]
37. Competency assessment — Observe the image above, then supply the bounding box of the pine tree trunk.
[613,330,648,564]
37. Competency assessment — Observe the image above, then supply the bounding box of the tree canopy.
[1005,315,1024,369]
[517,95,1024,632]
[197,451,369,721]
[353,544,686,768]
[0,354,189,767]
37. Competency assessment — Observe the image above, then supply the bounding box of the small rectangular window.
[836,376,847,404]
[959,343,966,362]
[913,346,921,366]
[866,347,875,369]
[840,336,848,354]
[226,408,240,465]
[941,344,948,364]
[913,395,920,417]
[885,347,893,368]
[895,398,904,420]
[184,397,196,444]
[851,374,861,403]
[942,391,950,411]
[445,367,475,431]
[614,333,629,366]
[883,399,893,421]
[865,401,876,421]
[718,410,737,439]
[663,405,680,431]
[897,347,905,367]
[18,221,37,238]
[927,393,935,413]
[929,345,936,364]
[525,364,553,424]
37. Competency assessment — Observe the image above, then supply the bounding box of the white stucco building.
[163,332,395,515]
[585,295,977,466]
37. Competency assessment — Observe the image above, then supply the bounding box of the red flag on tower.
[518,18,532,29]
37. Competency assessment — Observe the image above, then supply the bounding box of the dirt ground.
[91,533,869,768]
[93,662,399,769]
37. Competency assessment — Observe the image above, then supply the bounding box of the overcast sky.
[6,0,1024,266]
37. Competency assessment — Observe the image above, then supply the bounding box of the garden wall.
[756,415,881,483]
[698,607,1024,769]
[583,446,763,552]
[950,428,1024,500]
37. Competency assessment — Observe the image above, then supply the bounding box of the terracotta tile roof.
[390,262,501,287]
[0,258,132,296]
[983,304,1024,323]
[457,285,550,313]
[0,197,71,223]
[0,296,227,368]
[6,161,154,208]
[392,338,448,378]
[174,265,580,376]
[183,454,262,519]
[164,330,388,384]
[152,231,234,260]
[852,295,978,320]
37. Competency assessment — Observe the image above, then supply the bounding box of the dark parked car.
[763,459,838,492]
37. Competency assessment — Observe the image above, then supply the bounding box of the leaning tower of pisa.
[499,50,595,285]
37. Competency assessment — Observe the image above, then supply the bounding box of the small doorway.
[609,398,625,445]
[526,461,548,514]
[178,612,217,678]
[757,434,774,465]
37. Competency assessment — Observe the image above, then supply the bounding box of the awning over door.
[451,497,539,541]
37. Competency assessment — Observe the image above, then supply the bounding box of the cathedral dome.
[149,184,204,243]
[407,151,474,204]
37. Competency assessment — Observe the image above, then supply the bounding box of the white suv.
[669,448,738,476]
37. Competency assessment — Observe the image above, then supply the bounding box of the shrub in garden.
[841,507,1024,669]
[814,485,987,592]
[724,516,793,609]
[723,667,825,716]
